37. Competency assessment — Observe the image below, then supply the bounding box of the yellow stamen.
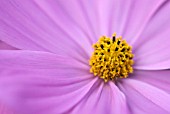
[89,33,134,82]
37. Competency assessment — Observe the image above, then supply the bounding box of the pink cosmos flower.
[0,0,170,114]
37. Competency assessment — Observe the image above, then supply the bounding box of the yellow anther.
[89,33,134,82]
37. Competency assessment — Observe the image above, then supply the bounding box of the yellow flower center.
[89,33,134,82]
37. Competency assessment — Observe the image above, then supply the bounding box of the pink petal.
[71,81,129,114]
[133,1,170,70]
[106,0,162,40]
[0,103,14,114]
[129,69,170,94]
[120,0,166,44]
[0,41,17,50]
[0,50,94,114]
[0,0,94,61]
[118,70,170,114]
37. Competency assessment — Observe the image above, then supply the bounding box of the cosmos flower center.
[89,33,134,82]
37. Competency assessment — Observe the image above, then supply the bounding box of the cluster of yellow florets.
[89,33,134,82]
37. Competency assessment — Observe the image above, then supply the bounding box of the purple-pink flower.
[0,0,170,114]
